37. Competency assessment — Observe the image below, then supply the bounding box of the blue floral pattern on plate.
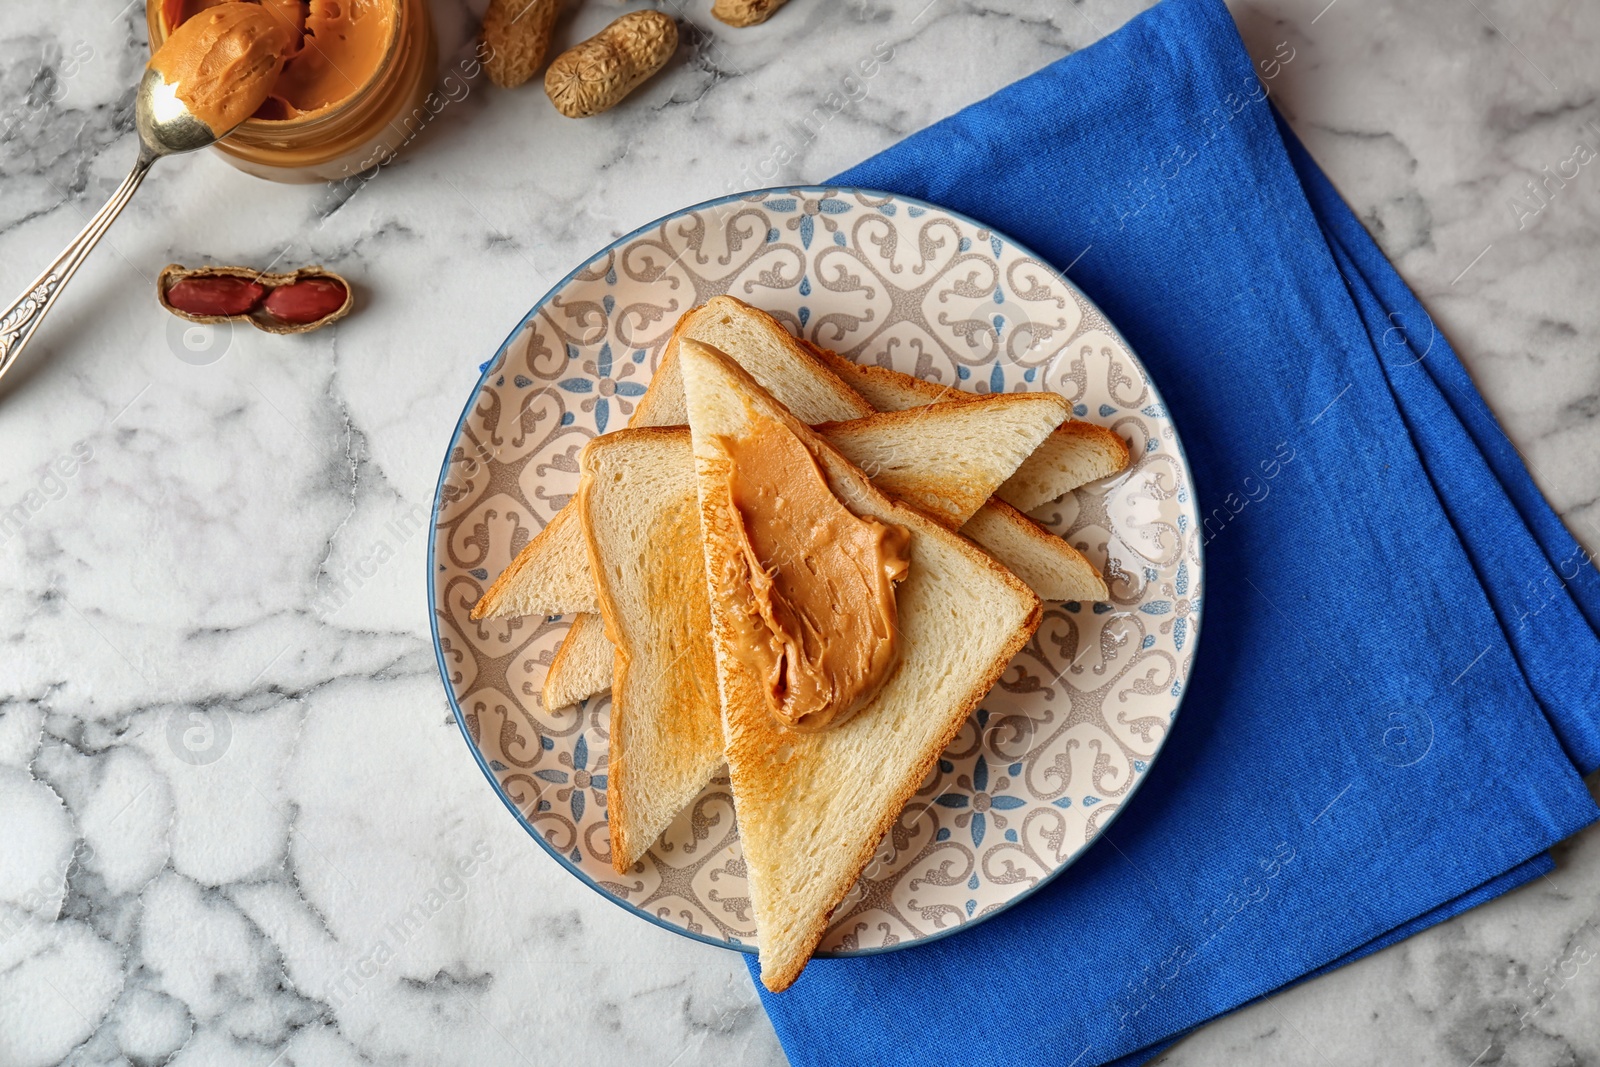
[430,187,1203,956]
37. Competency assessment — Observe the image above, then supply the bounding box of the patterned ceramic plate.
[430,187,1203,956]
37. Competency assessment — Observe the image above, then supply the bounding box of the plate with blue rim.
[429,185,1203,956]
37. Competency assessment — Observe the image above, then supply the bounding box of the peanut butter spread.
[719,412,911,732]
[162,0,397,122]
[149,3,294,132]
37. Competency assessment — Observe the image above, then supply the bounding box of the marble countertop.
[3,0,1598,1064]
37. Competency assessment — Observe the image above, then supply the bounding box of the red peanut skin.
[166,276,266,317]
[263,278,349,325]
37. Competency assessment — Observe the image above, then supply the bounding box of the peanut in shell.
[544,11,678,119]
[158,264,354,335]
[482,0,564,89]
[711,0,791,27]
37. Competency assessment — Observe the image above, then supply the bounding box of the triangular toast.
[474,503,597,619]
[577,429,723,874]
[542,610,613,711]
[472,297,870,622]
[808,342,1130,511]
[961,498,1108,601]
[582,393,1067,869]
[476,297,1110,625]
[537,614,611,713]
[629,295,875,428]
[545,392,1070,713]
[679,339,1040,991]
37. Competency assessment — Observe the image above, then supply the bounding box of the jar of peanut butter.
[145,0,436,183]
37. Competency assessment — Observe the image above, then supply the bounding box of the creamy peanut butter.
[148,2,294,133]
[164,0,397,122]
[719,411,911,732]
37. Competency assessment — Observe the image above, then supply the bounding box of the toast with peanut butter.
[808,343,1131,511]
[545,389,1074,712]
[482,297,1109,646]
[473,296,871,624]
[581,395,1069,869]
[678,339,1041,992]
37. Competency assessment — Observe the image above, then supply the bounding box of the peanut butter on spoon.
[163,0,399,122]
[147,2,294,133]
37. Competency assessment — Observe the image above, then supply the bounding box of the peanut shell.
[158,264,354,336]
[544,11,678,119]
[482,0,563,89]
[711,0,791,27]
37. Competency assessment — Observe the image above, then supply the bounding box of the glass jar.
[145,0,436,183]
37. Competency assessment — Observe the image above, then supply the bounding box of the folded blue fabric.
[751,1,1600,1063]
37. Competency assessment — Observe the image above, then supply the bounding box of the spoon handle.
[0,154,155,387]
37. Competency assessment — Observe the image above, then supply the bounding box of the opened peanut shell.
[158,264,354,335]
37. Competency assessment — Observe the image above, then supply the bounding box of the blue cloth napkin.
[752,1,1600,1063]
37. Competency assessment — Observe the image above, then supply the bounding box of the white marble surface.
[1,0,1598,1064]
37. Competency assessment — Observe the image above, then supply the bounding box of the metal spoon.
[0,67,232,386]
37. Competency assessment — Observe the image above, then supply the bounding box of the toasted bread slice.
[477,298,1107,622]
[471,504,596,620]
[486,391,1068,633]
[474,297,872,622]
[961,499,1109,601]
[967,505,1105,603]
[817,394,1068,528]
[679,339,1040,992]
[542,610,614,711]
[544,391,1069,710]
[580,390,1061,861]
[630,296,875,428]
[1000,420,1129,512]
[578,429,725,873]
[809,344,1130,510]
